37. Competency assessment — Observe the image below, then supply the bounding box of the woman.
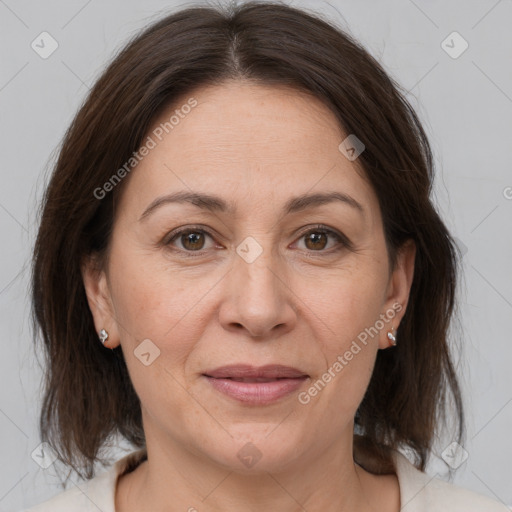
[24,1,508,511]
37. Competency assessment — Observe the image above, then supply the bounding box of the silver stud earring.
[387,327,397,347]
[99,329,109,344]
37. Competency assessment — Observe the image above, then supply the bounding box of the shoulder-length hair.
[32,0,464,480]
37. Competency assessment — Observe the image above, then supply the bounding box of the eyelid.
[162,224,218,249]
[162,223,352,256]
[294,224,353,251]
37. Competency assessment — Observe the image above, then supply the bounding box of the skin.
[82,80,415,512]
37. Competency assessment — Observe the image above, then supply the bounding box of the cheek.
[108,251,208,427]
[301,312,379,430]
[297,263,386,414]
[108,245,233,401]
[304,260,388,345]
[109,245,205,342]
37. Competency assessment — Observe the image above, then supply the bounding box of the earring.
[99,329,109,345]
[387,327,397,347]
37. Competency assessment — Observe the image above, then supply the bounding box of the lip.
[203,364,309,405]
[204,364,308,379]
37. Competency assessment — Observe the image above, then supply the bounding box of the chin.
[198,427,306,475]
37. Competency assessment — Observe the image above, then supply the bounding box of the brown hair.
[31,0,464,481]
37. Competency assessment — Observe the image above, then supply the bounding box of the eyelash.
[162,224,352,258]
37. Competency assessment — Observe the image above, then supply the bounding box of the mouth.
[202,364,309,405]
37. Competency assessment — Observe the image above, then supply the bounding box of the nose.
[218,241,297,339]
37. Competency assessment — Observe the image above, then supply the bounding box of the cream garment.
[22,448,510,511]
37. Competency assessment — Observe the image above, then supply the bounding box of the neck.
[116,426,395,512]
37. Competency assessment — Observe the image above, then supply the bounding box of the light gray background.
[1,0,511,510]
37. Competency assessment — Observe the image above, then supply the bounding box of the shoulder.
[393,450,510,512]
[21,449,147,512]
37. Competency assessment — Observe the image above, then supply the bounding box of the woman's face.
[83,81,414,472]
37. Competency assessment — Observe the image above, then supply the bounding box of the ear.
[378,239,416,350]
[81,254,121,349]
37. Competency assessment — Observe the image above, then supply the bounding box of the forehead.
[157,81,344,160]
[116,81,378,221]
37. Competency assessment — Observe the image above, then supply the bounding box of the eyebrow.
[139,190,364,221]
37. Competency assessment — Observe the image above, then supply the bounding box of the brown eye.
[164,227,215,254]
[180,231,206,251]
[297,226,349,253]
[304,231,329,250]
